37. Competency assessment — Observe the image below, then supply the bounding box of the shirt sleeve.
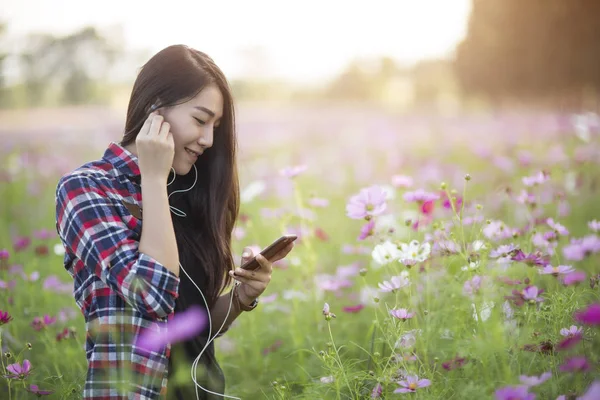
[55,171,180,319]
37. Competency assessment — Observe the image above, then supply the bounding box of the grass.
[0,108,599,399]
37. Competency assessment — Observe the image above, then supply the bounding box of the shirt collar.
[102,141,141,179]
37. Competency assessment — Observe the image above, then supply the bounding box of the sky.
[2,0,472,84]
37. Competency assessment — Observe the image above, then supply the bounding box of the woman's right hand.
[135,111,175,183]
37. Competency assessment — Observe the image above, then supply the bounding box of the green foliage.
[0,110,599,399]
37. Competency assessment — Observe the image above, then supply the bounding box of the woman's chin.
[172,160,195,176]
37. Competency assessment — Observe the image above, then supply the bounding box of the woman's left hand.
[229,242,294,304]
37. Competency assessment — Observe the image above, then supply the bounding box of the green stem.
[327,321,352,398]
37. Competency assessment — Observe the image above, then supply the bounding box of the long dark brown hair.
[120,45,239,308]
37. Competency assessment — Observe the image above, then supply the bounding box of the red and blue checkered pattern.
[55,142,180,399]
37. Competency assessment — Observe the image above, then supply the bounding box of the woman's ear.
[148,98,162,113]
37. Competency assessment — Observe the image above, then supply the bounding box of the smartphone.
[240,234,297,271]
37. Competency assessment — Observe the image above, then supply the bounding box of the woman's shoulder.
[56,157,119,192]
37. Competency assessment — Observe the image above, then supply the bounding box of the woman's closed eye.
[193,117,206,125]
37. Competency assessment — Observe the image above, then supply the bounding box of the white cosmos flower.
[372,240,402,266]
[240,180,266,203]
[399,240,431,263]
[472,301,495,322]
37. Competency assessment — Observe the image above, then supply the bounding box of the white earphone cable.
[167,164,241,400]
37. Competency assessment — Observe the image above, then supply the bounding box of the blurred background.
[2,0,600,250]
[2,1,600,397]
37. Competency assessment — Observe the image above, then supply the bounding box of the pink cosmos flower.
[495,385,536,400]
[560,325,583,337]
[516,190,536,206]
[403,189,439,203]
[559,356,590,372]
[391,175,413,188]
[31,315,57,331]
[519,371,552,387]
[574,303,600,326]
[579,381,600,400]
[562,234,600,261]
[315,274,353,292]
[346,186,387,220]
[136,305,207,353]
[394,374,431,393]
[463,275,483,297]
[322,303,336,319]
[279,165,307,178]
[442,356,468,371]
[506,286,544,307]
[371,382,383,398]
[539,265,575,276]
[378,275,410,292]
[490,244,519,258]
[522,171,549,186]
[4,360,32,379]
[511,250,549,266]
[589,220,600,232]
[561,270,586,286]
[342,304,365,313]
[547,218,569,236]
[13,236,31,252]
[358,219,376,240]
[33,229,54,240]
[522,286,544,304]
[26,384,54,396]
[389,308,414,321]
[308,197,329,208]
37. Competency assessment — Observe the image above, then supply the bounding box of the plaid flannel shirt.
[55,142,180,399]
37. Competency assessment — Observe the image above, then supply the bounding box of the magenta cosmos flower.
[26,384,54,396]
[136,305,207,353]
[562,270,586,286]
[4,360,32,379]
[394,374,431,393]
[0,310,13,325]
[574,303,600,326]
[346,186,387,220]
[559,356,590,372]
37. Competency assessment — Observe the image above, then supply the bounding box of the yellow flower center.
[408,383,417,390]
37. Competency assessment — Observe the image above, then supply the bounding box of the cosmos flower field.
[1,106,599,399]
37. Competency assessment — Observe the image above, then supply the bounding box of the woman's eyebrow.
[194,106,215,117]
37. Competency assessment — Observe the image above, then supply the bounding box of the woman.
[55,44,294,399]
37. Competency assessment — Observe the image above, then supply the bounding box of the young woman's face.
[160,83,224,175]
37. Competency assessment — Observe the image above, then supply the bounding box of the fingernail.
[242,252,249,258]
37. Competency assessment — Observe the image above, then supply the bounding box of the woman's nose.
[198,128,213,149]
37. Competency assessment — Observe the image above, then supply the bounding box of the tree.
[18,25,122,106]
[454,0,600,102]
[0,22,10,107]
